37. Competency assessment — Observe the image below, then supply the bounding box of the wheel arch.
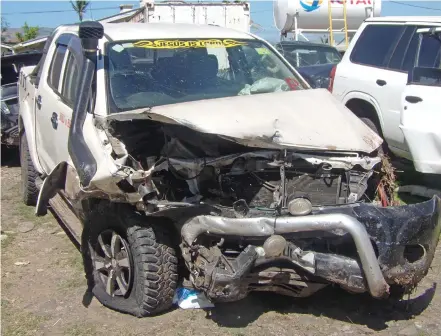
[19,106,44,174]
[343,92,385,136]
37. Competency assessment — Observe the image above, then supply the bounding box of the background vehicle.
[138,0,250,33]
[275,41,341,88]
[1,52,42,147]
[400,26,441,174]
[330,16,441,158]
[18,21,440,318]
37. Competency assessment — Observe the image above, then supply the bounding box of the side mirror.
[408,66,441,86]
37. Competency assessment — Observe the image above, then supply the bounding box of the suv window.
[388,26,415,71]
[351,24,404,67]
[402,31,420,72]
[48,44,67,91]
[61,52,80,106]
[417,34,441,68]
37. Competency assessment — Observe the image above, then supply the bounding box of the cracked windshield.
[107,39,305,112]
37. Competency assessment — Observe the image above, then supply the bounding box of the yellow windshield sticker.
[256,47,271,55]
[133,39,246,49]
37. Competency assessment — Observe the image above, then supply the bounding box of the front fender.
[342,91,385,133]
[35,161,68,216]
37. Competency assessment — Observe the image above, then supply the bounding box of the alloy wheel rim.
[92,230,132,297]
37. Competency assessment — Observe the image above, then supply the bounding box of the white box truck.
[134,1,251,33]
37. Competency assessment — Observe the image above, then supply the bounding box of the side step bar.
[49,192,83,245]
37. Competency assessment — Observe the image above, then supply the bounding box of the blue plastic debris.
[172,287,215,309]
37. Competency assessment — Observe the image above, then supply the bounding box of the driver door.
[400,27,441,174]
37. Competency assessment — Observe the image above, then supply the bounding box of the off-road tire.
[360,117,386,155]
[82,202,178,317]
[20,131,39,206]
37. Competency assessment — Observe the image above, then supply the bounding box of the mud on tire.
[20,131,39,206]
[81,202,178,317]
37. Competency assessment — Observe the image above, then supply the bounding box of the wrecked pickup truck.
[18,21,441,317]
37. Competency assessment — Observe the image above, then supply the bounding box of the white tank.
[274,0,381,33]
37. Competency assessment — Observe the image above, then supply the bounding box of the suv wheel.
[82,204,178,317]
[360,117,386,155]
[20,131,39,206]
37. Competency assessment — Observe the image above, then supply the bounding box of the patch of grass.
[13,203,50,226]
[58,275,86,291]
[2,301,49,336]
[55,249,84,272]
[2,282,14,290]
[63,323,97,336]
[1,232,16,249]
[56,249,85,291]
[70,251,85,273]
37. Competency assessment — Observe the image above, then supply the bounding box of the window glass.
[388,26,415,71]
[410,67,441,86]
[279,46,341,67]
[417,34,441,68]
[48,44,67,91]
[350,24,403,67]
[106,39,306,112]
[61,52,80,105]
[402,31,420,71]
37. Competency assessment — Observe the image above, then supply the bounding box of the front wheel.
[82,203,178,317]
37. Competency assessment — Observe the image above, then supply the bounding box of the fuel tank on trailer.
[274,0,382,33]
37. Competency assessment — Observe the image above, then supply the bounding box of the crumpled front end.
[179,197,441,302]
[84,94,438,302]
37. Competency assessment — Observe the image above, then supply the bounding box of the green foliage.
[70,1,90,22]
[15,22,39,42]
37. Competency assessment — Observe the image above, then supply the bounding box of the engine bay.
[105,120,381,216]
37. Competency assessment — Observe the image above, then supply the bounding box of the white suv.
[330,16,441,160]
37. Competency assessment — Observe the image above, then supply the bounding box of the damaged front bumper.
[181,196,441,302]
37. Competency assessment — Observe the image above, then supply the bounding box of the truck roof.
[60,22,254,41]
[365,16,441,24]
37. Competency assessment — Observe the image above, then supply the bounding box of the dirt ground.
[1,150,441,336]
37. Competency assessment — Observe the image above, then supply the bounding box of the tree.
[1,17,9,42]
[70,1,90,22]
[15,22,39,42]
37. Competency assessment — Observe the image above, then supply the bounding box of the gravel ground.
[1,150,441,336]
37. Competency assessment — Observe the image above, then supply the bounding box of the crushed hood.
[105,89,383,153]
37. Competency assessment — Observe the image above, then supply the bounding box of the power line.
[2,6,117,15]
[389,1,441,12]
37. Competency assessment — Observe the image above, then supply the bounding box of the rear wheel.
[20,131,39,206]
[82,203,178,317]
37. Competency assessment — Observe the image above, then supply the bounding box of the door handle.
[376,79,387,86]
[50,112,58,130]
[36,95,42,109]
[405,96,423,103]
